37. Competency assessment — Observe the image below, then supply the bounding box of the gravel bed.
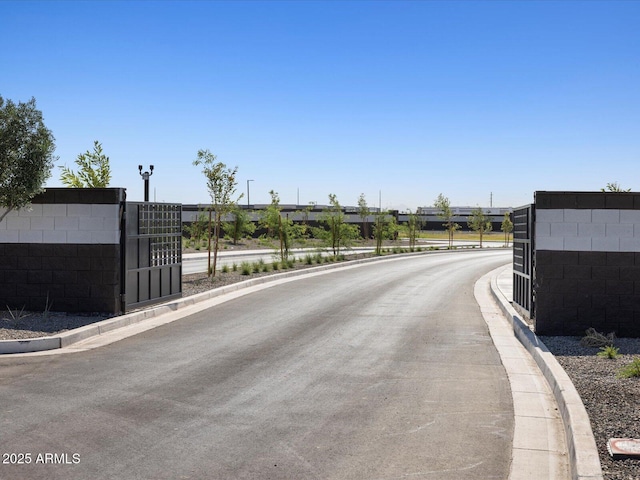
[2,255,640,478]
[540,335,640,480]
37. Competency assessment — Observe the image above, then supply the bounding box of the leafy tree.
[316,194,360,257]
[60,140,111,188]
[601,182,631,192]
[185,208,209,246]
[259,190,293,262]
[193,149,243,277]
[373,210,398,255]
[434,193,460,249]
[406,210,419,250]
[467,206,492,248]
[223,206,256,245]
[0,95,57,222]
[501,212,513,247]
[357,193,371,239]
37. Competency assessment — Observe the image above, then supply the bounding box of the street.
[0,249,512,480]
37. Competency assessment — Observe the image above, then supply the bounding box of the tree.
[406,210,419,250]
[316,194,360,257]
[434,193,460,249]
[467,206,492,248]
[259,190,293,262]
[601,182,631,192]
[59,140,111,188]
[501,212,513,247]
[193,149,243,277]
[373,210,398,255]
[0,95,57,222]
[223,205,256,245]
[357,193,371,239]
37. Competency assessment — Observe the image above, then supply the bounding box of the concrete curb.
[490,266,604,480]
[2,249,466,355]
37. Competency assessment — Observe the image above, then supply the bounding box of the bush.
[241,262,251,275]
[305,254,313,265]
[618,358,640,378]
[581,328,616,348]
[221,264,230,274]
[597,345,619,359]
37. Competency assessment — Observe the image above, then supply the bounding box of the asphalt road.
[0,249,512,480]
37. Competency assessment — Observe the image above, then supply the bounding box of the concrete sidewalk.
[487,265,603,480]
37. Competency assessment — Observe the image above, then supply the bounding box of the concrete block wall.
[534,192,640,336]
[0,189,125,314]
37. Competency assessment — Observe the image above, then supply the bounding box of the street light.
[138,164,154,202]
[247,179,254,207]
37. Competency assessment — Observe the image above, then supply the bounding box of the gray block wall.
[0,188,125,314]
[534,192,640,336]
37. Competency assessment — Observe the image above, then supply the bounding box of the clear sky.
[2,0,639,211]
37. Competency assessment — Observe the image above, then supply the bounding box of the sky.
[2,0,639,211]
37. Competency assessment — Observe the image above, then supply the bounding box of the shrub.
[305,254,313,265]
[581,328,616,348]
[232,262,238,272]
[272,261,280,270]
[252,262,260,273]
[597,345,619,359]
[221,264,230,274]
[617,358,640,378]
[240,262,251,275]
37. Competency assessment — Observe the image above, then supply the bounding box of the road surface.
[0,249,512,480]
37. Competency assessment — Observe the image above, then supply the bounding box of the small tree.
[193,149,243,277]
[467,206,492,248]
[601,182,631,192]
[406,210,419,250]
[259,190,293,262]
[223,206,256,245]
[316,194,360,257]
[60,140,111,188]
[501,212,513,247]
[357,193,371,239]
[373,210,398,255]
[0,95,57,222]
[434,193,460,248]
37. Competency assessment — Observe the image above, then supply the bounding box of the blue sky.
[2,1,639,210]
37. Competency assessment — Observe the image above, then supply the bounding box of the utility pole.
[247,179,254,208]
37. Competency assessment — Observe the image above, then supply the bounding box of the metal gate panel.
[512,204,534,317]
[124,202,182,311]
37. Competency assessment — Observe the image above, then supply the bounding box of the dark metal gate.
[123,202,182,312]
[512,204,534,317]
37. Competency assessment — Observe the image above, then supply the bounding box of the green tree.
[316,194,360,257]
[434,193,460,249]
[0,95,57,222]
[223,206,256,245]
[467,206,492,248]
[501,212,513,247]
[259,190,293,262]
[601,182,631,192]
[193,149,243,277]
[406,210,419,250]
[59,140,111,188]
[357,193,371,239]
[373,210,398,255]
[185,208,209,247]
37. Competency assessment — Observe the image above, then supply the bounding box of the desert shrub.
[581,328,616,348]
[618,358,640,378]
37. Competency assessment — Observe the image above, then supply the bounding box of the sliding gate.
[123,202,182,312]
[512,204,534,317]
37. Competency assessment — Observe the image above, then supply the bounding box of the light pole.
[247,179,254,207]
[138,165,154,202]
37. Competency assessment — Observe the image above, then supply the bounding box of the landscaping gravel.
[2,257,640,479]
[540,335,640,480]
